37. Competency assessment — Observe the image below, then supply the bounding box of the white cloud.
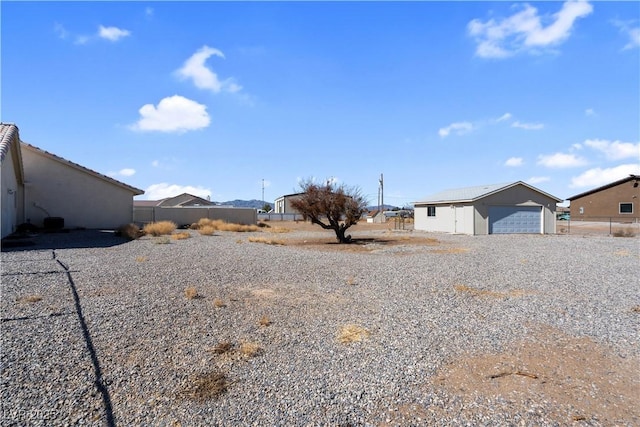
[145,7,154,18]
[512,120,544,130]
[54,23,69,39]
[74,35,90,45]
[438,122,474,138]
[570,164,640,188]
[585,108,596,116]
[612,20,640,50]
[527,176,550,184]
[505,157,524,167]
[468,1,593,59]
[176,45,242,93]
[130,95,210,133]
[496,112,512,122]
[537,152,588,168]
[109,168,136,177]
[144,183,212,200]
[584,139,640,160]
[98,25,131,42]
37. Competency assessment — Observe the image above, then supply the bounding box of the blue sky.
[2,1,639,207]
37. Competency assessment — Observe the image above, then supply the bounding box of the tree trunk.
[334,226,352,243]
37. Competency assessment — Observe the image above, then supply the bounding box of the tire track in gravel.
[54,250,115,427]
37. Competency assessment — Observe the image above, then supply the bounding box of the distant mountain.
[366,204,401,211]
[218,199,271,209]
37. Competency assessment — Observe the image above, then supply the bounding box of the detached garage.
[414,181,562,235]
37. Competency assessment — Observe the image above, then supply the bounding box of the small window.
[427,206,436,217]
[620,203,633,214]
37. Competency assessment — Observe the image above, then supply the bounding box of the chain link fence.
[557,217,639,236]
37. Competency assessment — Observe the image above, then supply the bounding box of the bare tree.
[290,179,368,243]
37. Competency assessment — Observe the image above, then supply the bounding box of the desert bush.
[185,286,199,299]
[209,342,233,355]
[239,341,262,357]
[259,315,272,326]
[248,237,285,245]
[172,231,191,240]
[117,223,141,240]
[257,222,271,228]
[198,226,216,236]
[143,221,177,236]
[268,226,291,233]
[192,218,258,232]
[337,324,370,344]
[213,298,226,308]
[345,276,357,286]
[613,228,637,237]
[17,295,43,304]
[183,371,228,401]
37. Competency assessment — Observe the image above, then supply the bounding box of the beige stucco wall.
[133,206,257,226]
[1,148,23,238]
[274,195,303,214]
[22,146,137,229]
[473,185,557,235]
[415,184,558,235]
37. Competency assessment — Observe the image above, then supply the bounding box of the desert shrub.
[337,324,370,344]
[183,371,228,401]
[17,295,43,304]
[248,237,285,245]
[172,231,191,240]
[613,228,637,237]
[143,221,177,236]
[239,341,262,357]
[185,287,199,299]
[213,298,226,308]
[199,226,216,236]
[117,223,141,240]
[191,218,258,232]
[257,222,271,228]
[259,315,272,326]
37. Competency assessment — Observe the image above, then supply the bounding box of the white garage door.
[489,206,541,234]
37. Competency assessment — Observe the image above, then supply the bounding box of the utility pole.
[379,173,384,211]
[262,179,265,203]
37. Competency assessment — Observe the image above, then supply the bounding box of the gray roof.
[414,181,562,204]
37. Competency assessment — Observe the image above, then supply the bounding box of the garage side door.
[488,206,541,234]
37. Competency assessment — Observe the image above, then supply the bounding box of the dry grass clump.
[143,221,177,236]
[117,223,141,240]
[613,228,637,237]
[184,286,199,300]
[183,371,228,401]
[198,226,216,236]
[171,231,191,240]
[248,237,285,245]
[268,226,291,233]
[135,256,148,262]
[631,306,640,313]
[345,276,357,286]
[17,294,43,304]
[191,218,259,232]
[209,342,233,355]
[337,324,370,344]
[213,298,226,308]
[259,315,272,327]
[239,341,263,357]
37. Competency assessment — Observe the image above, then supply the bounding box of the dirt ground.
[259,220,640,424]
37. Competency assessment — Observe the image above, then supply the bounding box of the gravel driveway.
[1,225,639,426]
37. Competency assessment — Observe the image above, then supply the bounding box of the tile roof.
[0,123,20,163]
[414,181,562,204]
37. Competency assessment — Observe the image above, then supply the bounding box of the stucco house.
[567,174,639,221]
[414,181,562,235]
[274,193,304,214]
[134,193,214,208]
[20,143,144,230]
[1,124,25,238]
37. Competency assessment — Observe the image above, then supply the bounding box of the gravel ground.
[1,225,639,426]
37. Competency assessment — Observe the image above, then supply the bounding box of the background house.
[567,175,639,221]
[274,193,304,214]
[1,124,25,238]
[414,181,561,235]
[134,193,214,208]
[20,142,144,230]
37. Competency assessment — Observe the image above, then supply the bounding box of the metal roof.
[414,181,562,204]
